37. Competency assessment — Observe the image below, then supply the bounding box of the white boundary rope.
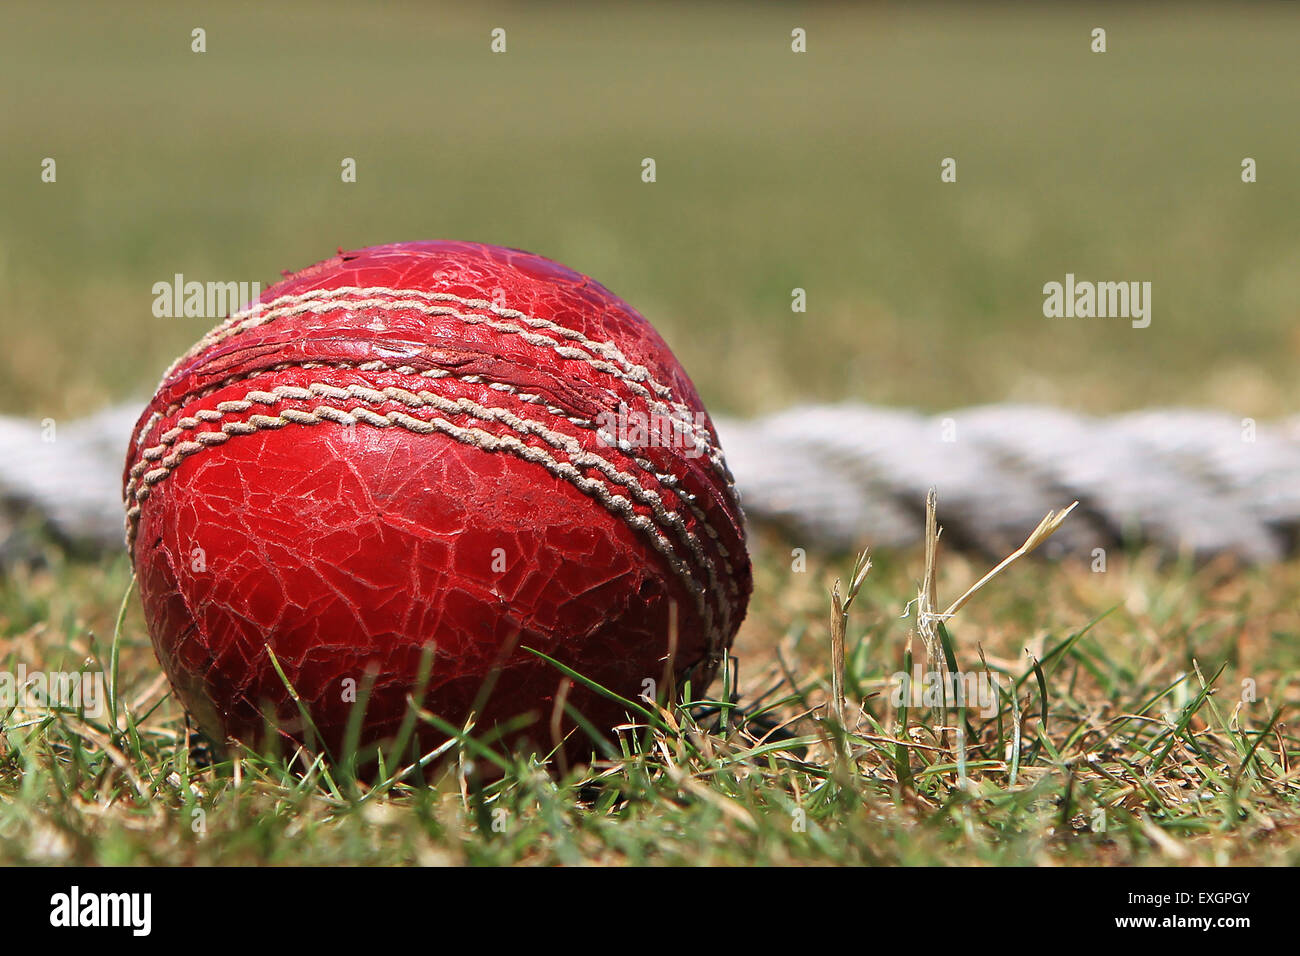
[714,404,1300,562]
[4,402,1299,563]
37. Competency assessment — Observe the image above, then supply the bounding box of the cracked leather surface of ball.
[125,241,751,762]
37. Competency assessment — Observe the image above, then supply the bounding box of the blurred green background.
[2,2,1297,423]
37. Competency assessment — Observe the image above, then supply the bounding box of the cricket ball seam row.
[126,375,737,640]
[132,357,740,568]
[163,286,737,491]
[125,386,731,658]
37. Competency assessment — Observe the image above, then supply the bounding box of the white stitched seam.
[159,286,736,488]
[124,391,732,658]
[131,359,737,563]
[180,286,666,394]
[126,379,737,638]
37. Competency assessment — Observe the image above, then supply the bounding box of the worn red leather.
[124,241,751,764]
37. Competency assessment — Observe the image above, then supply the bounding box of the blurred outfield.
[2,2,1297,424]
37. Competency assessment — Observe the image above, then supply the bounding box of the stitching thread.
[126,379,738,658]
[162,286,737,490]
[132,358,737,564]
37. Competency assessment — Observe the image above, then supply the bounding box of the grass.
[2,505,1297,866]
[0,2,1298,865]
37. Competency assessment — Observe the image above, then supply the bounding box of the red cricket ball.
[124,241,751,764]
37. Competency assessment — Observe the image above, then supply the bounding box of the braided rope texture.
[713,405,1300,562]
[6,401,1298,565]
